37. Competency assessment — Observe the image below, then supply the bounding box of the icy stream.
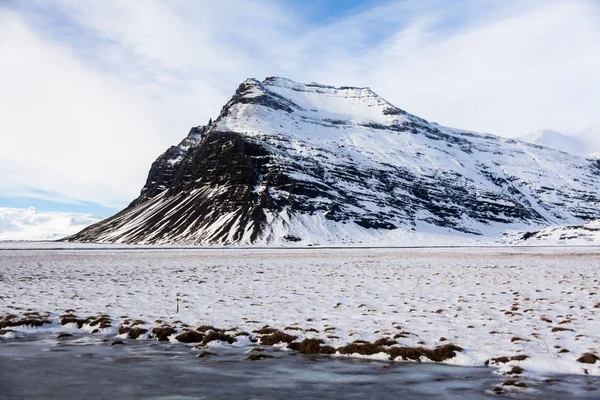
[1,333,600,399]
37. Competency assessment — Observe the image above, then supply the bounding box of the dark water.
[1,334,599,399]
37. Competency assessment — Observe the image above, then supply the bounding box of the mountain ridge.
[518,127,600,159]
[66,77,600,245]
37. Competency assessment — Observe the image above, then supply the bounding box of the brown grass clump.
[245,353,275,361]
[197,351,216,358]
[259,331,297,346]
[551,327,574,332]
[508,366,524,375]
[511,355,529,361]
[127,327,148,339]
[201,332,236,345]
[287,339,336,355]
[386,344,463,362]
[152,327,176,341]
[60,314,88,328]
[511,337,528,342]
[88,316,111,329]
[253,326,279,335]
[338,342,385,356]
[485,355,529,366]
[373,338,398,347]
[284,326,303,331]
[1,314,50,329]
[197,325,222,333]
[503,380,527,388]
[175,330,205,343]
[577,353,598,364]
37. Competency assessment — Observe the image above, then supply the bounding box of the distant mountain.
[66,77,600,245]
[0,207,102,241]
[575,126,600,158]
[518,127,600,158]
[504,219,600,245]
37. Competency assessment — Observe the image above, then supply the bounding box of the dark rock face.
[66,77,600,245]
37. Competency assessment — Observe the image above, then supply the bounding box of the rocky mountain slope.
[66,77,600,245]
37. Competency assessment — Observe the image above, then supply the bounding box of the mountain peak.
[66,77,600,245]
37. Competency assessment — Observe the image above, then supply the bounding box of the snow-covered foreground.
[2,247,600,384]
[0,207,102,241]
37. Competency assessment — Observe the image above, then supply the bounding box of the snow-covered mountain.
[575,126,600,158]
[0,207,102,241]
[504,219,600,245]
[518,127,600,158]
[67,77,600,245]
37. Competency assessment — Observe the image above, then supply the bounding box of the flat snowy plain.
[2,245,600,395]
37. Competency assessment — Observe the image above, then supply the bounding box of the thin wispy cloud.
[1,0,599,213]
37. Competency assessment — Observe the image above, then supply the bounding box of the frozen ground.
[2,246,600,393]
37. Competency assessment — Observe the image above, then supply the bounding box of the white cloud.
[1,0,599,211]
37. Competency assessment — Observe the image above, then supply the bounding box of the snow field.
[1,247,600,381]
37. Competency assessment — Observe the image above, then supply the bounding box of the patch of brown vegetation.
[128,327,148,339]
[197,325,222,333]
[577,353,598,364]
[387,344,463,362]
[197,351,216,358]
[510,337,528,342]
[1,314,50,329]
[284,326,303,331]
[503,379,527,388]
[201,332,236,345]
[176,330,205,343]
[253,326,279,335]
[338,342,385,356]
[245,353,275,361]
[60,314,89,328]
[485,355,529,366]
[508,366,524,375]
[373,338,398,347]
[88,316,111,329]
[287,339,336,355]
[551,327,574,332]
[259,331,297,346]
[152,327,176,341]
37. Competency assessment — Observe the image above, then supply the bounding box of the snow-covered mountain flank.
[504,219,600,245]
[67,77,600,245]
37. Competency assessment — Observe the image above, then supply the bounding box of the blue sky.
[1,0,599,217]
